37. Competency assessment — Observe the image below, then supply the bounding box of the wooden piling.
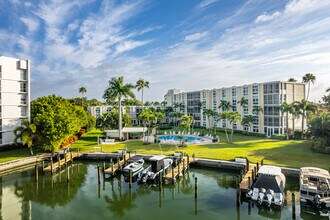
[161,165,165,181]
[129,170,132,188]
[122,151,125,164]
[50,157,53,175]
[187,155,190,168]
[178,161,181,178]
[261,159,264,166]
[70,152,73,162]
[129,151,131,159]
[67,166,70,183]
[252,170,255,184]
[183,159,185,174]
[236,188,241,206]
[242,165,246,175]
[35,164,38,182]
[159,173,163,191]
[194,177,198,198]
[42,161,45,175]
[256,162,259,172]
[103,162,106,179]
[117,156,120,171]
[57,154,61,171]
[64,152,67,166]
[292,192,296,219]
[97,165,101,184]
[172,164,175,185]
[248,176,251,188]
[253,167,257,181]
[245,157,249,172]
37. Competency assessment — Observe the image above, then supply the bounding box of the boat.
[138,155,173,183]
[300,167,330,214]
[122,155,144,176]
[246,165,286,207]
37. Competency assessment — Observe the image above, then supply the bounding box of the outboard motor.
[258,188,266,204]
[265,189,274,207]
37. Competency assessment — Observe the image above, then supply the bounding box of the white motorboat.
[246,165,286,207]
[122,156,144,176]
[138,155,173,183]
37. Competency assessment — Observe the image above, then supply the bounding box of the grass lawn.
[0,148,31,163]
[69,129,330,170]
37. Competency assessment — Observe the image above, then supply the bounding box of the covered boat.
[246,165,286,207]
[138,155,173,183]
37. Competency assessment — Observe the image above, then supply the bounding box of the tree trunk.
[292,116,295,139]
[119,97,122,141]
[286,112,289,140]
[306,82,310,101]
[301,110,305,139]
[30,146,34,156]
[231,125,234,143]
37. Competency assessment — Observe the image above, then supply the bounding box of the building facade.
[164,81,305,136]
[0,56,30,146]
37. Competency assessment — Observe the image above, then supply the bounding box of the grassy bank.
[69,129,330,170]
[0,148,31,163]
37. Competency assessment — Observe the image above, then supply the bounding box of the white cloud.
[185,31,208,41]
[20,17,39,32]
[115,40,150,55]
[255,11,281,23]
[285,0,330,14]
[196,0,218,10]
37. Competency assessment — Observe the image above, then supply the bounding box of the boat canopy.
[127,155,144,163]
[258,165,282,176]
[254,175,285,193]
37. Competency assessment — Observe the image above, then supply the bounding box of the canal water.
[0,162,325,219]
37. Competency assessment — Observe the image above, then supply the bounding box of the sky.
[0,0,329,103]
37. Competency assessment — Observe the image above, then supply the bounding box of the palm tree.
[218,100,231,112]
[289,103,300,139]
[302,73,316,101]
[293,99,318,139]
[138,109,156,143]
[103,77,135,140]
[203,109,217,132]
[326,87,330,93]
[228,112,241,143]
[218,112,230,143]
[237,97,248,107]
[280,102,293,140]
[13,119,37,155]
[288,78,297,82]
[135,79,149,107]
[179,115,194,134]
[79,87,87,107]
[241,115,254,133]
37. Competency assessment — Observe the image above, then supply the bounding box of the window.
[95,107,101,118]
[0,65,2,78]
[232,106,237,111]
[253,125,259,133]
[252,96,258,105]
[20,94,27,104]
[106,107,112,113]
[20,70,27,80]
[252,85,258,95]
[222,89,226,98]
[21,107,27,116]
[243,87,248,97]
[233,123,237,130]
[222,119,226,128]
[232,88,236,97]
[243,106,248,115]
[20,82,27,92]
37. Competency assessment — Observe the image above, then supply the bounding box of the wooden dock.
[239,164,257,192]
[44,151,79,173]
[104,153,130,176]
[163,156,190,183]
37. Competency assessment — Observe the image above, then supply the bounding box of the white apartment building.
[164,81,305,137]
[0,56,30,146]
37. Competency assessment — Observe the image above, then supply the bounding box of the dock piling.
[64,152,67,166]
[50,157,53,175]
[256,162,259,172]
[97,165,101,184]
[42,161,45,175]
[159,173,163,191]
[178,161,180,178]
[187,155,190,168]
[35,164,38,182]
[253,167,257,181]
[57,154,61,171]
[171,164,175,185]
[252,170,255,184]
[248,176,251,188]
[194,177,198,198]
[103,162,106,179]
[245,157,249,172]
[292,192,296,219]
[261,159,264,166]
[129,170,132,188]
[183,159,185,174]
[67,166,70,183]
[117,155,120,171]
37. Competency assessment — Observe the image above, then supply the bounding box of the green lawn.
[69,129,330,170]
[0,148,31,163]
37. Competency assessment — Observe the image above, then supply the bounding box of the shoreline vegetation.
[2,129,329,171]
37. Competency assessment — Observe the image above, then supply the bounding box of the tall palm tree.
[280,102,293,140]
[135,79,149,107]
[179,115,194,134]
[13,119,37,155]
[203,109,217,132]
[79,87,87,106]
[288,78,297,82]
[218,100,231,112]
[218,112,230,143]
[302,73,316,101]
[228,112,241,143]
[289,103,300,139]
[103,77,135,140]
[138,109,156,143]
[237,97,248,107]
[293,99,318,139]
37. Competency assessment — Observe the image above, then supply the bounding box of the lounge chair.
[187,132,190,135]
[164,131,167,135]
[170,131,172,135]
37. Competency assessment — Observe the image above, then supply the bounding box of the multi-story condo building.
[0,56,30,146]
[87,105,162,125]
[164,81,305,137]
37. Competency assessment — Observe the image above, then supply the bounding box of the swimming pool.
[158,135,202,142]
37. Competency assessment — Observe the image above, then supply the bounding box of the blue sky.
[0,0,329,102]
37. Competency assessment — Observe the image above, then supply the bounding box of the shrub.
[310,137,330,154]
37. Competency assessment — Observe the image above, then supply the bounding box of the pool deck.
[157,134,213,145]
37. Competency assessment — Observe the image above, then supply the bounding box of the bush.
[271,135,287,140]
[310,137,330,154]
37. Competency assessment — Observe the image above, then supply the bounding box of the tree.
[293,99,318,139]
[218,100,231,112]
[237,97,248,107]
[280,102,293,140]
[138,109,157,143]
[13,119,38,155]
[228,112,241,143]
[170,112,183,129]
[103,77,135,140]
[122,98,142,106]
[241,115,254,133]
[203,109,217,132]
[218,112,230,143]
[79,87,87,106]
[135,78,149,107]
[179,115,194,134]
[288,78,297,82]
[308,113,330,147]
[302,73,316,101]
[289,103,300,139]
